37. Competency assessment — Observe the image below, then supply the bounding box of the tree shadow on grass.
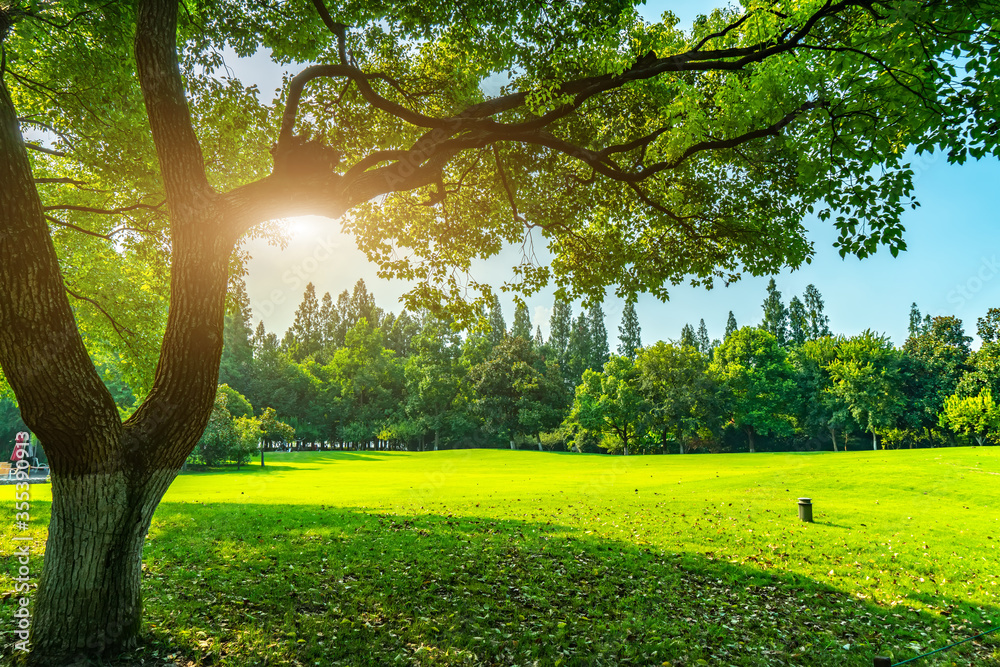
[80,503,999,667]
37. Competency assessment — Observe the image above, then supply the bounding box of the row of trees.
[211,279,613,453]
[571,292,1000,454]
[5,279,996,457]
[178,278,1000,454]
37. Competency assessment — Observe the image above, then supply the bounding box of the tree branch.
[35,177,88,186]
[43,201,165,215]
[308,0,348,65]
[63,284,140,352]
[45,214,113,240]
[135,0,212,208]
[25,142,65,157]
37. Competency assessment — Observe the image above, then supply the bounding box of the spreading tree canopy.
[1,0,999,662]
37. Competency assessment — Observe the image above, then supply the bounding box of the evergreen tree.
[285,283,323,361]
[588,302,610,371]
[534,326,544,348]
[549,296,572,356]
[512,301,532,341]
[253,321,279,355]
[788,296,808,347]
[696,319,711,355]
[908,302,924,338]
[332,289,353,347]
[617,298,642,359]
[347,278,382,330]
[761,278,789,345]
[679,323,697,349]
[566,312,592,385]
[318,291,338,353]
[803,284,831,339]
[384,310,420,357]
[487,293,507,348]
[725,311,738,340]
[219,281,254,393]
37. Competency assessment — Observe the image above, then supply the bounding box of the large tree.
[636,341,719,454]
[566,355,649,455]
[827,330,905,450]
[404,316,467,451]
[0,0,997,662]
[710,327,796,452]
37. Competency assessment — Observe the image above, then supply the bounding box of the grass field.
[3,448,1000,666]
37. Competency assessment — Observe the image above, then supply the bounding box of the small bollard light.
[798,497,813,523]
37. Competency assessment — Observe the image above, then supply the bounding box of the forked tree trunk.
[829,427,837,452]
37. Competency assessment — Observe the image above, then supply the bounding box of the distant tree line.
[4,278,1000,460]
[566,281,1000,454]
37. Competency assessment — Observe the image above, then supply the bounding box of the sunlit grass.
[3,448,1000,665]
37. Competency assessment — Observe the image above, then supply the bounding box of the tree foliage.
[617,298,642,360]
[710,327,795,452]
[940,390,1000,446]
[3,0,1000,660]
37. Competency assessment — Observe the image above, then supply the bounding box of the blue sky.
[241,1,1000,350]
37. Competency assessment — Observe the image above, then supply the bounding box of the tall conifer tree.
[617,299,642,359]
[488,294,507,348]
[680,323,697,348]
[803,284,831,339]
[788,296,808,347]
[761,278,789,346]
[549,296,572,356]
[588,302,610,371]
[725,311,738,340]
[512,301,532,341]
[696,319,711,355]
[219,281,254,393]
[286,283,323,361]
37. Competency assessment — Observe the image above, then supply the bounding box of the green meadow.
[3,448,1000,666]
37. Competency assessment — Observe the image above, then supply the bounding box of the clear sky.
[239,1,1000,350]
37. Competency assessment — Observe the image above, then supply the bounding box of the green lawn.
[3,448,1000,666]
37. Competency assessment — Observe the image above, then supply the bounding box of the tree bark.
[746,426,756,453]
[509,439,516,450]
[829,427,837,452]
[28,469,175,663]
[434,429,439,451]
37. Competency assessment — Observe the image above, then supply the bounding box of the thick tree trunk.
[829,427,837,452]
[746,427,756,453]
[872,431,877,450]
[509,439,516,450]
[536,434,543,451]
[28,469,175,664]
